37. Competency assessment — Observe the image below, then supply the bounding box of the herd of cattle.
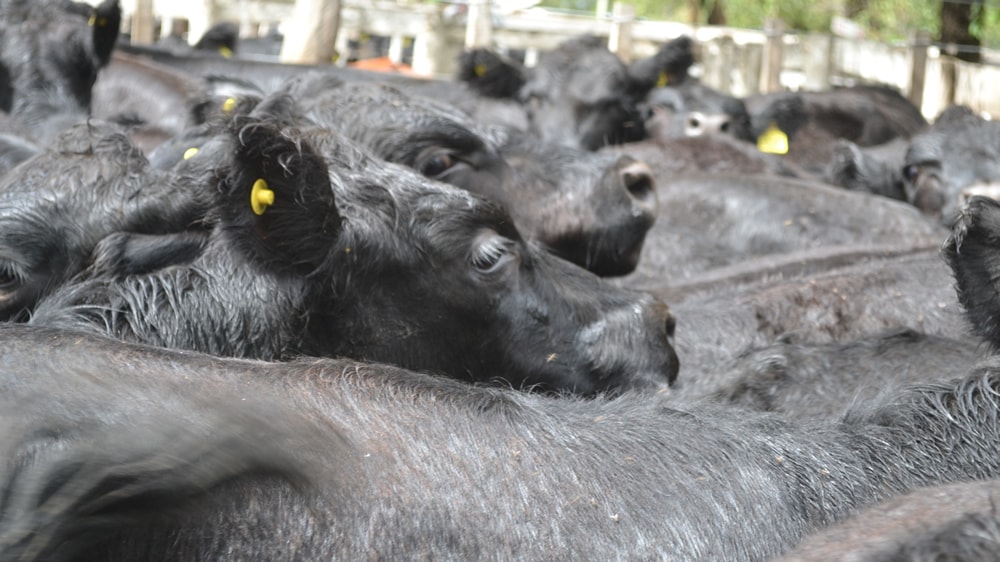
[6,0,1000,560]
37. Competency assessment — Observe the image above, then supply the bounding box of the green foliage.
[969,2,1000,46]
[850,0,938,42]
[531,0,1000,47]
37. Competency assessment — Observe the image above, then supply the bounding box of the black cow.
[823,136,909,201]
[0,0,121,144]
[746,85,927,177]
[6,324,1000,560]
[702,328,986,421]
[642,81,755,143]
[91,51,204,154]
[0,121,208,321]
[31,110,677,394]
[603,133,812,186]
[457,35,695,150]
[616,173,947,286]
[779,479,1000,561]
[902,105,1000,224]
[659,246,968,389]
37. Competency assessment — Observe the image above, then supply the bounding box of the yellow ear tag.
[88,13,96,26]
[757,122,789,155]
[656,70,669,88]
[250,178,274,216]
[182,147,199,160]
[222,97,237,113]
[219,46,233,59]
[474,63,487,77]
[98,16,107,26]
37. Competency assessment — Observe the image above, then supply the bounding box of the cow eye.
[470,233,515,274]
[903,164,920,182]
[419,152,456,178]
[0,263,21,291]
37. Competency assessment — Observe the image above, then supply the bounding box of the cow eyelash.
[471,235,513,273]
[0,263,22,289]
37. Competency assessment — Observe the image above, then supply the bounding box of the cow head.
[210,113,678,394]
[903,106,1000,224]
[0,121,207,320]
[0,0,121,141]
[459,35,698,151]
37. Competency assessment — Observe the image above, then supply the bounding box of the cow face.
[227,118,677,393]
[642,83,755,143]
[498,132,656,276]
[903,106,1000,224]
[458,35,696,151]
[522,35,646,150]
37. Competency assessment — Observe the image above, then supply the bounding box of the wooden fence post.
[279,0,342,65]
[131,0,155,44]
[802,33,832,91]
[465,0,492,49]
[608,3,635,63]
[760,17,784,93]
[907,30,931,110]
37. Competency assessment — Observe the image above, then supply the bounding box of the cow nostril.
[720,120,730,133]
[664,313,676,337]
[620,161,656,208]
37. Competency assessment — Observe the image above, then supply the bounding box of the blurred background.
[80,0,1000,119]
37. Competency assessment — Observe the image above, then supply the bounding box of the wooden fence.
[112,0,1000,120]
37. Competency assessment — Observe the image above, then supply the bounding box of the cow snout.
[576,295,680,393]
[617,157,657,217]
[685,111,732,137]
[650,299,680,386]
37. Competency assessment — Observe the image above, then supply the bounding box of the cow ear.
[627,35,695,95]
[750,94,807,141]
[457,48,526,99]
[945,196,1000,351]
[825,140,862,183]
[92,232,209,276]
[217,120,342,276]
[89,0,121,67]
